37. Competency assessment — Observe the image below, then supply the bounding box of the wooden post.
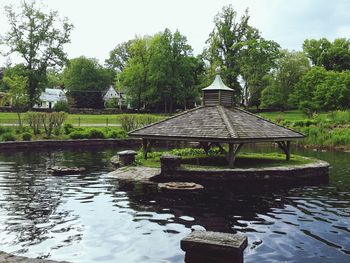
[200,142,211,155]
[286,141,291,161]
[228,143,234,168]
[227,143,244,168]
[143,139,148,160]
[277,141,291,161]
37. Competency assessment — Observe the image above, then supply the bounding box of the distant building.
[35,88,67,109]
[103,85,127,108]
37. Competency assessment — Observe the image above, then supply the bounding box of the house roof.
[40,88,66,102]
[128,106,304,143]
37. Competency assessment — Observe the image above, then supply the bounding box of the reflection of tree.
[0,146,129,254]
[108,180,293,234]
[0,150,78,253]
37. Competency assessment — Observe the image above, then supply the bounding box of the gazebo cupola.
[202,70,234,108]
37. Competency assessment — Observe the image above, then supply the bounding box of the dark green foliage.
[2,1,73,107]
[68,127,126,140]
[69,130,89,139]
[87,129,105,139]
[63,124,74,135]
[53,101,70,112]
[261,51,310,110]
[106,129,127,139]
[67,90,104,109]
[303,38,350,71]
[63,56,113,92]
[22,132,32,141]
[0,126,12,135]
[291,67,350,114]
[1,132,16,141]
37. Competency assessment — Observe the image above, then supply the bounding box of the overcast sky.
[1,0,350,67]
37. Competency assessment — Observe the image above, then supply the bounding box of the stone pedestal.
[181,231,248,263]
[160,154,182,174]
[117,150,137,166]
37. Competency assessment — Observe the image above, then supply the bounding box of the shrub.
[105,98,119,109]
[120,115,160,132]
[120,115,138,132]
[69,130,89,139]
[26,112,42,135]
[22,132,32,141]
[53,100,70,112]
[0,126,12,135]
[87,129,105,139]
[106,129,127,139]
[63,123,75,135]
[1,132,16,141]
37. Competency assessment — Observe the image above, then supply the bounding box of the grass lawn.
[0,112,165,126]
[136,148,314,169]
[258,110,307,122]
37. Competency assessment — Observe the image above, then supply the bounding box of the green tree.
[204,5,256,101]
[1,1,73,107]
[239,38,281,108]
[2,75,29,127]
[0,64,28,92]
[105,40,134,73]
[261,51,310,110]
[120,36,154,110]
[291,67,350,114]
[302,38,331,66]
[148,29,199,113]
[303,38,350,71]
[63,56,113,91]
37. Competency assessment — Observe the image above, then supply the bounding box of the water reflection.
[0,147,349,262]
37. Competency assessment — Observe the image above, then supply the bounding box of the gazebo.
[129,72,304,168]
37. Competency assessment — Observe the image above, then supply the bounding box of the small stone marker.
[117,150,137,166]
[181,230,248,263]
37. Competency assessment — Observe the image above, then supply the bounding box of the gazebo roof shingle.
[129,106,304,142]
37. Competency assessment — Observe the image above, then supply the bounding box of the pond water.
[0,146,349,263]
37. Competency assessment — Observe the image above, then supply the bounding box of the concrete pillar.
[181,230,248,263]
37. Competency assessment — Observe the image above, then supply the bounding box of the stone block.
[160,154,182,174]
[117,150,137,166]
[181,230,248,263]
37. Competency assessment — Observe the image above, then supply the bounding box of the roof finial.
[215,66,221,75]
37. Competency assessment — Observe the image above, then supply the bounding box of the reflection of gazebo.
[129,73,304,168]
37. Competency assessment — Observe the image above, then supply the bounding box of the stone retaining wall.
[0,251,70,263]
[160,156,330,183]
[0,138,140,150]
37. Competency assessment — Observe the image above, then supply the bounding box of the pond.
[0,146,349,263]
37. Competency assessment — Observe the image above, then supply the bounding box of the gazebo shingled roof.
[129,72,304,167]
[129,106,304,142]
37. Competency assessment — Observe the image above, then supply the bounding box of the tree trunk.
[17,112,22,128]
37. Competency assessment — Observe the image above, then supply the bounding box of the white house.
[103,85,127,108]
[35,88,67,109]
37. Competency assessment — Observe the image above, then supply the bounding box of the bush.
[120,115,160,132]
[107,129,127,139]
[87,128,105,139]
[22,132,32,141]
[1,132,16,141]
[120,115,138,132]
[105,98,119,109]
[53,100,70,112]
[63,123,75,135]
[69,130,89,139]
[0,126,12,135]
